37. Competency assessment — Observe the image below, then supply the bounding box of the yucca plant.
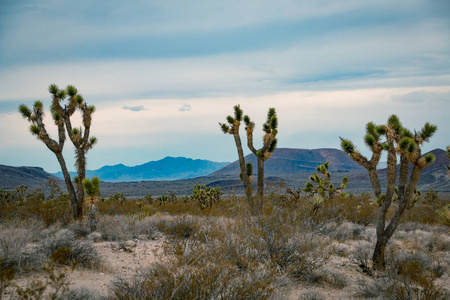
[303,161,348,199]
[19,84,97,220]
[341,115,437,270]
[220,106,278,211]
[219,105,254,206]
[243,107,278,210]
[82,176,100,232]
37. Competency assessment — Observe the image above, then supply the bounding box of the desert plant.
[243,108,278,210]
[191,183,222,209]
[436,204,450,228]
[303,161,348,199]
[106,192,126,204]
[341,115,437,270]
[19,84,97,220]
[0,259,15,300]
[157,194,169,205]
[82,177,100,204]
[82,176,101,232]
[219,105,254,205]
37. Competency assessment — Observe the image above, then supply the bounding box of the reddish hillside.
[211,148,365,176]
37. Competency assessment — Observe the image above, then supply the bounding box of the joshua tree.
[19,84,97,220]
[447,145,450,174]
[303,162,348,199]
[243,108,278,208]
[220,106,278,209]
[219,105,254,205]
[82,176,100,232]
[341,115,437,270]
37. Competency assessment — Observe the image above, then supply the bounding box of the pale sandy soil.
[6,239,164,299]
[6,230,450,299]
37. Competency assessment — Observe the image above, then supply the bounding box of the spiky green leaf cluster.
[387,114,402,133]
[19,104,31,118]
[340,138,355,154]
[418,123,437,142]
[399,137,417,153]
[268,138,277,153]
[220,123,229,134]
[234,105,243,121]
[30,124,40,135]
[364,122,384,147]
[246,162,253,177]
[75,94,84,104]
[48,84,59,95]
[82,176,101,198]
[424,153,436,164]
[33,100,43,111]
[66,85,78,97]
[226,115,234,124]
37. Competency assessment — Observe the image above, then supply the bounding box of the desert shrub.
[105,192,126,203]
[402,197,450,224]
[318,267,348,289]
[297,289,325,300]
[356,245,449,299]
[334,222,366,241]
[0,188,73,226]
[0,226,45,272]
[40,229,100,268]
[191,183,222,210]
[95,214,159,241]
[436,204,450,227]
[352,241,373,275]
[63,287,102,300]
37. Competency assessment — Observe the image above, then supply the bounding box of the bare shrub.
[352,241,373,275]
[355,245,449,299]
[62,287,102,300]
[40,229,100,268]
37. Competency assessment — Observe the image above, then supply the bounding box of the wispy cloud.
[179,104,192,111]
[392,91,450,103]
[123,105,148,112]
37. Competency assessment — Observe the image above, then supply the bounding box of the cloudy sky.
[1,0,449,173]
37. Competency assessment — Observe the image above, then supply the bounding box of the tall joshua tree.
[341,115,437,270]
[220,106,278,209]
[219,105,254,205]
[19,84,97,220]
[244,108,278,208]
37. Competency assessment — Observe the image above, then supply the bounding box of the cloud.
[122,105,148,112]
[391,91,450,103]
[179,104,192,112]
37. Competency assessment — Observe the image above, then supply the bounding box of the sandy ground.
[6,238,164,299]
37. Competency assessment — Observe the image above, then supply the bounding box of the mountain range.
[52,157,230,182]
[1,148,449,196]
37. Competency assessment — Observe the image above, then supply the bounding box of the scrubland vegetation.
[8,88,450,298]
[1,181,449,299]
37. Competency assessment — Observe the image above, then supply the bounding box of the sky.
[0,0,449,173]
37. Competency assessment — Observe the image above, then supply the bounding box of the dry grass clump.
[112,196,336,298]
[356,245,450,300]
[39,229,100,268]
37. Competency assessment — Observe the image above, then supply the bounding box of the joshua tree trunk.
[256,155,265,210]
[233,132,253,206]
[55,151,79,219]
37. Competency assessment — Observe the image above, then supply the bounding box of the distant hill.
[212,148,365,176]
[0,165,62,189]
[2,148,448,195]
[52,157,230,182]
